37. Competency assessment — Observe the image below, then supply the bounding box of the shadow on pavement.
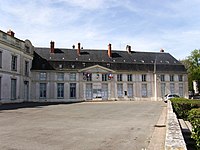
[0,101,84,111]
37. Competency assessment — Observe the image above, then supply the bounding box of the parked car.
[192,95,200,100]
[164,94,180,102]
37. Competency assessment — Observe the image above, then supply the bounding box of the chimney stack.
[50,41,55,53]
[108,43,112,57]
[77,43,81,55]
[126,45,131,53]
[7,29,15,37]
[160,48,164,52]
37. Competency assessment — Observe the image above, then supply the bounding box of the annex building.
[0,29,188,103]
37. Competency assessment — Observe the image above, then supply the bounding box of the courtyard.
[0,101,166,150]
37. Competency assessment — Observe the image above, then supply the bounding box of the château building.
[0,29,188,103]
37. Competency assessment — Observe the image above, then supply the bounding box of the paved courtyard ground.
[0,101,166,150]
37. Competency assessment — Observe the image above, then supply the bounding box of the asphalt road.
[0,101,165,150]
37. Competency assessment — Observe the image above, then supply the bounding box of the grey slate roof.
[31,48,186,73]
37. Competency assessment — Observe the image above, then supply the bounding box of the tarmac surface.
[0,101,166,150]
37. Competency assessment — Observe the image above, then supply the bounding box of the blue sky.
[1,0,200,59]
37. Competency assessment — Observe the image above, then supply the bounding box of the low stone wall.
[165,101,187,150]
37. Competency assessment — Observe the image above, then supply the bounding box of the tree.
[181,49,200,93]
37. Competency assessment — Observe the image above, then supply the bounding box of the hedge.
[170,98,200,119]
[188,108,200,148]
[171,98,200,148]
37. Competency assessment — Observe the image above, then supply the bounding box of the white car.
[164,94,180,102]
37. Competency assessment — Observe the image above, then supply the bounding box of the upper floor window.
[70,73,76,81]
[2,33,7,40]
[86,73,92,81]
[57,73,64,81]
[40,72,47,80]
[160,75,165,82]
[170,75,174,82]
[178,75,183,82]
[127,74,132,82]
[11,55,17,71]
[117,74,122,81]
[0,51,2,68]
[142,74,146,82]
[25,61,29,76]
[102,74,108,81]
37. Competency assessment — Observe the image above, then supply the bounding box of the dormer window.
[59,64,63,69]
[2,33,7,40]
[25,45,30,53]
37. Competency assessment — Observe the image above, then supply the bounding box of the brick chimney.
[77,43,81,55]
[126,45,131,53]
[108,43,112,57]
[50,41,55,53]
[160,48,164,52]
[7,29,15,37]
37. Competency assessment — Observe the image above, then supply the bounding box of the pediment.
[79,65,115,73]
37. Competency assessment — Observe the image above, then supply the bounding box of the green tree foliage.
[181,49,200,91]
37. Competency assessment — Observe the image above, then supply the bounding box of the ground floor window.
[179,83,183,97]
[86,83,92,99]
[161,83,166,97]
[11,79,17,100]
[40,83,47,98]
[141,84,147,97]
[117,84,123,97]
[170,83,175,94]
[102,83,108,99]
[70,83,76,98]
[57,83,64,98]
[127,84,133,97]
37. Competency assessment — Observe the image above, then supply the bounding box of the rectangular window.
[11,55,17,71]
[170,75,174,82]
[178,75,183,82]
[179,83,183,97]
[142,74,146,82]
[2,33,7,40]
[40,72,47,80]
[117,83,123,97]
[57,73,64,81]
[127,84,133,97]
[11,79,17,100]
[70,73,76,81]
[70,83,76,98]
[170,83,175,94]
[141,84,147,97]
[0,51,2,68]
[40,83,46,98]
[127,74,132,82]
[25,61,29,76]
[117,74,122,81]
[160,75,165,82]
[161,83,166,97]
[102,74,108,81]
[86,73,92,81]
[57,83,64,98]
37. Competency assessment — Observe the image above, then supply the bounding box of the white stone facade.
[31,65,188,102]
[0,30,33,103]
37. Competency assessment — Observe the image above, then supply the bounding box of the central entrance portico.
[79,65,115,101]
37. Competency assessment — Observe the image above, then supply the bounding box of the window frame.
[11,55,17,71]
[142,74,146,82]
[57,83,64,98]
[127,74,132,82]
[117,74,122,81]
[39,72,47,80]
[39,83,47,98]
